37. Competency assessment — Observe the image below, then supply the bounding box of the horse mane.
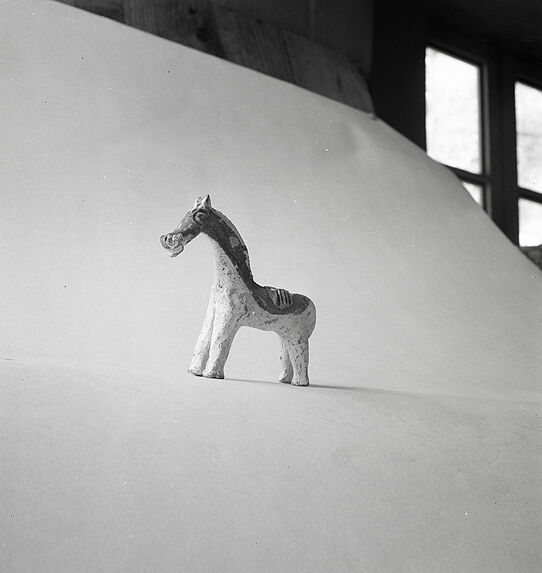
[211,208,252,272]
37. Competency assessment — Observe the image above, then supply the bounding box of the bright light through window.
[462,182,483,206]
[515,82,542,193]
[519,199,542,246]
[426,48,481,174]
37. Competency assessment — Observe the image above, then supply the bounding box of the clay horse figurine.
[160,195,316,386]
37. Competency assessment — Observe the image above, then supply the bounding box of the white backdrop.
[2,2,540,395]
[1,2,541,571]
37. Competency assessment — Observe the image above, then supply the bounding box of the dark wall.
[370,0,427,149]
[58,0,374,77]
[211,0,374,76]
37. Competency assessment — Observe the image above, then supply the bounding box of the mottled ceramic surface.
[162,196,316,385]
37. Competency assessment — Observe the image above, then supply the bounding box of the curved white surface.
[1,1,541,571]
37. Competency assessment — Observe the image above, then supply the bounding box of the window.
[515,82,542,193]
[515,81,542,246]
[425,40,542,246]
[462,182,483,205]
[425,47,486,208]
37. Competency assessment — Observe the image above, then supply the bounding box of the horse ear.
[201,194,212,211]
[194,196,203,209]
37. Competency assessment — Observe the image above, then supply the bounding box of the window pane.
[426,47,482,174]
[515,82,542,193]
[519,198,542,246]
[462,182,483,206]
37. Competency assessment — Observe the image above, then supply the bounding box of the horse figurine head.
[160,195,212,257]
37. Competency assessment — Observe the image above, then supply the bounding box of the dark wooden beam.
[370,0,427,148]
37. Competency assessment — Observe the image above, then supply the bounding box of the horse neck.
[203,210,254,287]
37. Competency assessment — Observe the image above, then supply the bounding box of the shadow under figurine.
[160,195,316,386]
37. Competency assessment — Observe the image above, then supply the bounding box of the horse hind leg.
[278,335,293,384]
[287,336,310,387]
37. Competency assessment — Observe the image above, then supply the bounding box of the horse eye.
[194,211,208,224]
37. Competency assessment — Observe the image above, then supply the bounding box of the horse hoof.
[187,367,204,376]
[291,379,309,387]
[203,370,224,379]
[279,376,292,384]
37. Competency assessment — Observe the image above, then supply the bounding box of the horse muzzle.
[160,233,184,256]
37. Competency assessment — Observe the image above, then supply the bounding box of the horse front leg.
[203,308,240,379]
[188,295,215,376]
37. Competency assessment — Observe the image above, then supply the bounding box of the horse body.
[161,195,316,386]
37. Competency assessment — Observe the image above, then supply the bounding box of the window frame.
[425,44,491,206]
[426,33,491,212]
[427,25,542,245]
[515,72,542,246]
